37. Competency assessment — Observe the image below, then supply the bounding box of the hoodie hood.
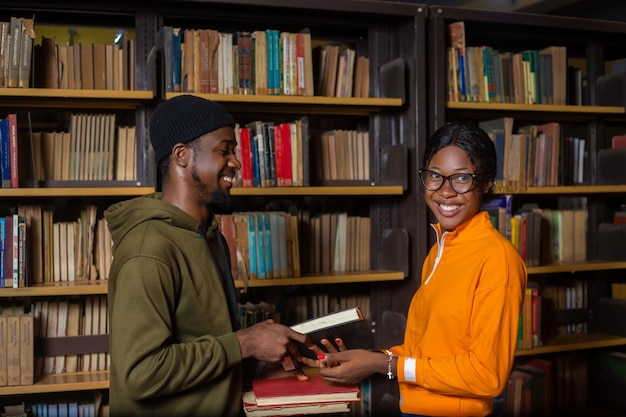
[104,192,219,250]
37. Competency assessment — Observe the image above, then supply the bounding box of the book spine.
[0,217,4,288]
[250,132,261,187]
[18,17,34,88]
[0,119,10,188]
[172,28,182,92]
[7,17,22,88]
[247,214,258,280]
[12,213,18,288]
[273,124,284,187]
[238,127,253,188]
[6,313,19,386]
[0,22,8,88]
[255,213,266,279]
[263,213,273,279]
[7,114,18,188]
[0,313,6,385]
[19,313,34,385]
[280,123,293,187]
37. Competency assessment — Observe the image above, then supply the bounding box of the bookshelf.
[0,1,155,412]
[153,3,427,415]
[428,5,626,415]
[0,1,427,415]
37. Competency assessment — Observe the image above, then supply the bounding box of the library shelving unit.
[154,2,428,413]
[0,0,156,409]
[428,5,626,414]
[0,1,430,415]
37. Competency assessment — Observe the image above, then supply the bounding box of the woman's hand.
[317,349,384,385]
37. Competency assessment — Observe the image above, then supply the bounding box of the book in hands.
[250,373,360,407]
[242,390,351,416]
[283,306,374,370]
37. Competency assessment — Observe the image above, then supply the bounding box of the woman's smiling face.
[423,145,485,232]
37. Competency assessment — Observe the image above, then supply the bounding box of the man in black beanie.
[105,95,313,417]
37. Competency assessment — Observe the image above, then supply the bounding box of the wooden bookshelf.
[447,101,625,114]
[0,187,154,197]
[516,333,626,356]
[0,371,110,395]
[234,270,405,288]
[231,185,403,196]
[0,281,108,297]
[0,88,153,109]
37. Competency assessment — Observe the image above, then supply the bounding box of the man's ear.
[171,143,189,167]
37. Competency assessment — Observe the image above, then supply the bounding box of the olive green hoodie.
[105,193,243,417]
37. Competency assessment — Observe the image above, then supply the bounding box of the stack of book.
[243,373,360,416]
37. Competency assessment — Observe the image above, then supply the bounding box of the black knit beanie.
[149,95,235,164]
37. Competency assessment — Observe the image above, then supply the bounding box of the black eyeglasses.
[418,169,479,194]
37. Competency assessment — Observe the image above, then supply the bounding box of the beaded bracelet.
[384,349,395,380]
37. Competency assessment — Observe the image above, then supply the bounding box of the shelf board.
[515,333,626,356]
[231,185,404,196]
[0,187,155,197]
[0,371,109,395]
[234,270,405,288]
[0,88,154,109]
[0,281,108,297]
[447,101,625,114]
[495,185,626,195]
[166,92,403,115]
[527,261,626,274]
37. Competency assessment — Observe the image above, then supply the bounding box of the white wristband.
[384,349,395,380]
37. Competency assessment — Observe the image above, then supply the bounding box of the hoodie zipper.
[424,224,448,285]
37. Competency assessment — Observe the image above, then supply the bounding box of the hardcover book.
[251,373,359,407]
[288,306,374,363]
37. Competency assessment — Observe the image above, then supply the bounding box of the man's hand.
[236,319,312,364]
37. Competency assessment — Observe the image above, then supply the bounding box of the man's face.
[189,126,240,212]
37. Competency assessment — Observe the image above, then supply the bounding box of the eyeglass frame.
[418,169,480,194]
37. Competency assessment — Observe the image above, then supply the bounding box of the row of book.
[479,117,586,189]
[155,25,369,98]
[235,117,310,188]
[36,35,136,91]
[499,353,589,417]
[484,196,588,267]
[516,278,589,353]
[0,307,33,387]
[447,21,568,105]
[0,17,35,88]
[32,296,109,376]
[6,391,108,417]
[0,204,112,288]
[287,293,370,326]
[314,129,370,181]
[29,115,137,182]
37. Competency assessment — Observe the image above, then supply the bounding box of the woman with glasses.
[315,122,527,417]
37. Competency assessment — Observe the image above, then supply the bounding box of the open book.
[283,306,374,370]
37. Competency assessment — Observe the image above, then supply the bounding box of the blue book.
[172,28,182,92]
[0,118,10,188]
[263,212,273,278]
[247,213,258,280]
[255,213,267,278]
[458,54,466,101]
[250,133,261,187]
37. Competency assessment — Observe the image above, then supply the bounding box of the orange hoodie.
[390,211,527,416]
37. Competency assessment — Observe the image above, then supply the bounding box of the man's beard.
[209,188,231,214]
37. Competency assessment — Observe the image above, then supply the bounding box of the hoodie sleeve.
[109,255,242,401]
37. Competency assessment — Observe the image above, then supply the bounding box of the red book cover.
[612,134,626,148]
[280,123,293,187]
[273,124,285,186]
[251,373,359,407]
[239,127,253,188]
[7,114,18,188]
